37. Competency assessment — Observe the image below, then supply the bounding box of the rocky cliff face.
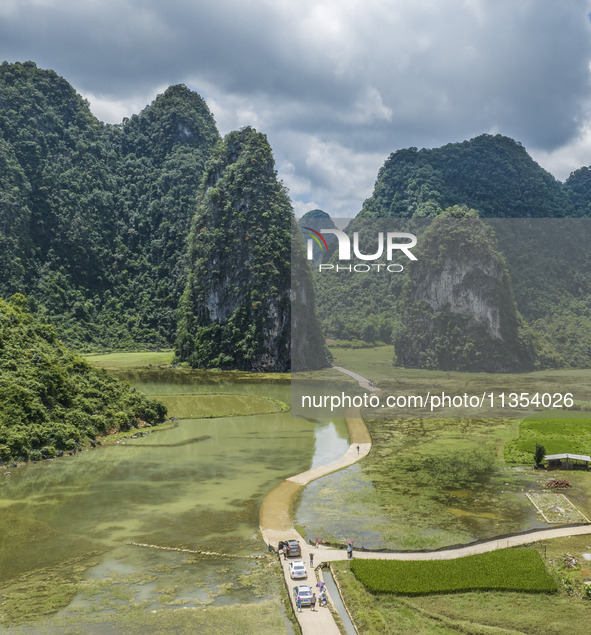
[411,257,504,339]
[176,127,329,371]
[394,207,534,372]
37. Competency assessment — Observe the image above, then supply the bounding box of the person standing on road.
[309,552,314,567]
[311,593,317,611]
[296,597,302,612]
[347,543,353,559]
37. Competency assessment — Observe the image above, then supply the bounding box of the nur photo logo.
[305,227,418,273]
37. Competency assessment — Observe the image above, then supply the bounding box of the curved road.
[259,366,591,633]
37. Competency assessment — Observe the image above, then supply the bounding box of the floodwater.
[296,460,547,551]
[0,369,343,630]
[1,364,552,629]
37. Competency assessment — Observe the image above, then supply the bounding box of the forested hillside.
[0,294,166,463]
[176,127,329,371]
[2,62,591,372]
[0,61,219,350]
[312,136,591,370]
[360,133,586,219]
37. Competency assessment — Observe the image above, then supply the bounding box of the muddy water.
[295,462,546,550]
[0,370,349,627]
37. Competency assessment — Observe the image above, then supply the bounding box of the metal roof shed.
[545,453,591,470]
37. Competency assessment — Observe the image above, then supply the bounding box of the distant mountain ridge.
[297,209,339,264]
[360,133,589,219]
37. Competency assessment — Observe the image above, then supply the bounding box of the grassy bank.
[152,394,289,419]
[82,350,175,370]
[328,347,591,404]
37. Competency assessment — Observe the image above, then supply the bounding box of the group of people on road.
[284,539,355,615]
[295,589,327,612]
[291,546,330,613]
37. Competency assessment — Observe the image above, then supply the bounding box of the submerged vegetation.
[0,553,290,633]
[296,347,591,549]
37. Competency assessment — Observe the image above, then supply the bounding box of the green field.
[350,549,556,595]
[506,412,591,464]
[82,350,175,370]
[333,535,591,635]
[329,347,591,412]
[154,393,288,419]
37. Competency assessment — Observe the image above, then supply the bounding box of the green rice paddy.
[350,549,557,595]
[505,412,591,464]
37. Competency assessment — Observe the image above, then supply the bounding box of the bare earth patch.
[526,492,590,523]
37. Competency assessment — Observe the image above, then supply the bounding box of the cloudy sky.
[1,0,591,216]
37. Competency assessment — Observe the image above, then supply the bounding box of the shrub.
[534,443,546,467]
[28,449,42,462]
[0,296,167,462]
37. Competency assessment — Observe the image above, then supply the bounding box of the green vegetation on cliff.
[0,294,166,463]
[311,136,591,370]
[0,61,219,350]
[2,62,591,372]
[564,166,591,217]
[176,127,329,371]
[360,133,572,219]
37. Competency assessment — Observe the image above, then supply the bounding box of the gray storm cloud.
[1,0,590,215]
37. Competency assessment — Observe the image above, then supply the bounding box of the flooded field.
[0,369,313,632]
[2,353,583,630]
[296,414,550,550]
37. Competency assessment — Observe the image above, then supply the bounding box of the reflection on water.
[0,371,311,629]
[310,420,350,469]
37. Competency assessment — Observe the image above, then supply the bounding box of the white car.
[293,584,313,606]
[289,560,307,579]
